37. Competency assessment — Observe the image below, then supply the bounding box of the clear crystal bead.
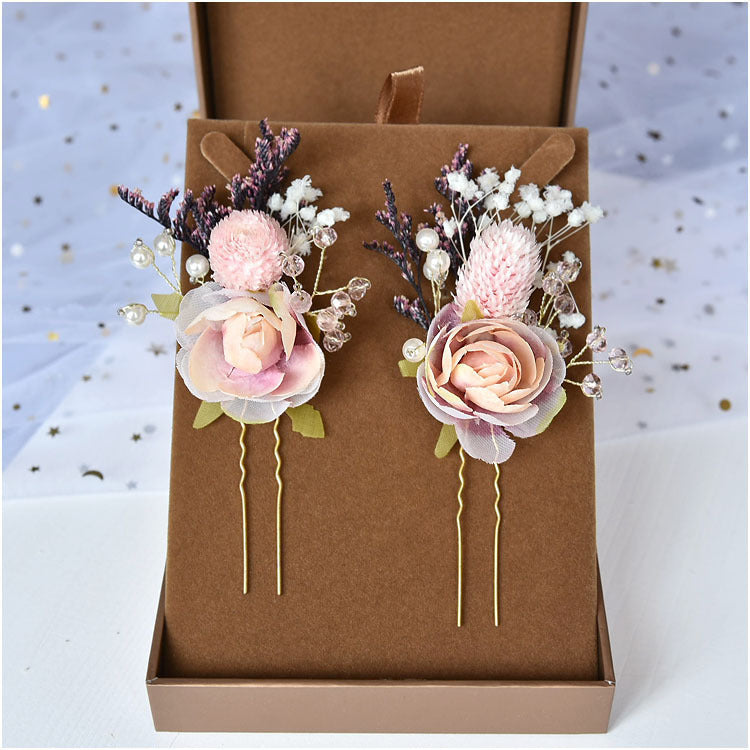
[608,347,633,374]
[347,277,371,301]
[331,291,353,313]
[316,307,339,332]
[585,325,607,352]
[313,226,337,249]
[322,328,349,352]
[281,253,305,277]
[580,372,603,399]
[556,331,572,357]
[289,289,312,314]
[522,309,538,327]
[541,272,564,296]
[553,293,576,315]
[322,335,343,352]
[557,258,582,283]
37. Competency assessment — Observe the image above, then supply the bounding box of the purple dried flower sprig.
[364,179,431,330]
[118,119,300,257]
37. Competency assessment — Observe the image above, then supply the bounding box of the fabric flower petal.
[455,420,516,464]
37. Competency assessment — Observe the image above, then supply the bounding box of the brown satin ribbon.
[374,66,425,125]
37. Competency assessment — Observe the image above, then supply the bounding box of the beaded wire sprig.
[367,144,632,627]
[117,121,371,597]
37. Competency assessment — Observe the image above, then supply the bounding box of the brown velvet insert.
[199,3,576,126]
[163,119,598,681]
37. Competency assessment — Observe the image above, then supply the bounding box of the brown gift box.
[146,2,616,733]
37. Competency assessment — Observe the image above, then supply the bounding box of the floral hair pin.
[118,120,371,596]
[366,143,632,627]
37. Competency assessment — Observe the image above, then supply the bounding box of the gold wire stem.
[239,423,248,595]
[457,447,466,628]
[273,417,284,596]
[152,260,181,294]
[312,247,327,296]
[493,463,502,627]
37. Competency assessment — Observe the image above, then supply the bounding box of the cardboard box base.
[147,568,615,734]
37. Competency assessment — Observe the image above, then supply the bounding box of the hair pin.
[118,120,371,596]
[367,143,631,626]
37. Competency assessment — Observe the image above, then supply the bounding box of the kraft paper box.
[189,2,588,126]
[146,117,615,733]
[143,1,616,733]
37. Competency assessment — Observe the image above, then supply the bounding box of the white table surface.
[4,419,747,748]
[3,2,747,747]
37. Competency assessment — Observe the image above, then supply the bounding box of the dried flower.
[454,219,540,317]
[208,210,286,292]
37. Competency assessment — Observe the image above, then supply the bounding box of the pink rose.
[417,304,566,463]
[175,282,324,423]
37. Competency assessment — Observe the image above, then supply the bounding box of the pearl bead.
[118,303,148,326]
[415,227,440,253]
[185,254,210,280]
[154,230,176,257]
[130,239,154,269]
[424,249,450,280]
[402,337,426,363]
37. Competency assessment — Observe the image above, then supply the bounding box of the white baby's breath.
[477,168,500,192]
[268,193,283,212]
[558,311,586,329]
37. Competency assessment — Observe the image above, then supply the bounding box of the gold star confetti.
[30,466,40,473]
[13,403,21,411]
[47,332,60,342]
[101,84,109,94]
[48,426,60,437]
[38,94,50,109]
[82,375,92,382]
[131,433,142,442]
[632,347,653,357]
[719,399,732,411]
[110,185,120,196]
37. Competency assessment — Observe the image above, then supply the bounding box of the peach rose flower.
[417,303,566,463]
[175,281,324,423]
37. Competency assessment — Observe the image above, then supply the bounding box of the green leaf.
[461,299,484,323]
[305,313,321,342]
[534,388,567,435]
[434,423,458,458]
[398,359,420,378]
[286,403,325,438]
[151,292,182,320]
[193,401,224,429]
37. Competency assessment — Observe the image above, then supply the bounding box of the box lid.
[191,2,587,126]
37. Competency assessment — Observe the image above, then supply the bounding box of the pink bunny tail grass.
[454,219,541,318]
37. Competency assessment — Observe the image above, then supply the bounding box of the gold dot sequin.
[719,399,732,411]
[38,94,50,109]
